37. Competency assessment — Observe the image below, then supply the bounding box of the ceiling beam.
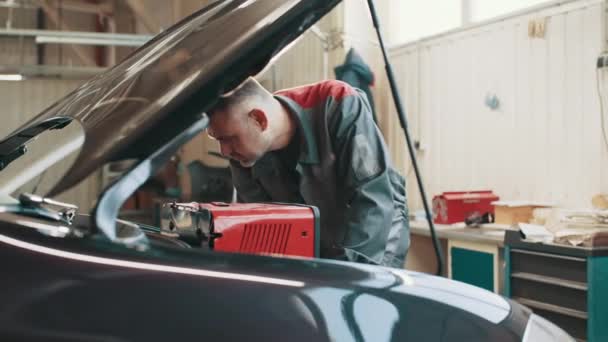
[43,0,113,15]
[37,0,97,66]
[125,0,160,34]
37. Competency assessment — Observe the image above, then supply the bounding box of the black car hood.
[0,0,340,196]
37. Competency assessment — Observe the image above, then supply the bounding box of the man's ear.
[248,109,268,132]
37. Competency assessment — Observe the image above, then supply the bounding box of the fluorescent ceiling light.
[0,28,152,47]
[0,74,23,81]
[36,35,149,47]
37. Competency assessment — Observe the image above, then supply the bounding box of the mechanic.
[207,77,409,268]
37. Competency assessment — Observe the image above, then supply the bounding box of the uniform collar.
[274,95,319,164]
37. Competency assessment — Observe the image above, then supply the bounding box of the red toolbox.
[432,190,499,224]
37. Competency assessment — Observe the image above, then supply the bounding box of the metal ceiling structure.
[0,0,159,79]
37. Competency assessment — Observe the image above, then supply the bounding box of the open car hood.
[0,0,340,196]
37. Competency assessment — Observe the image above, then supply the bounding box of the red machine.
[432,190,499,224]
[162,202,319,258]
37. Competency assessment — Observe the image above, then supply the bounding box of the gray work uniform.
[230,80,409,268]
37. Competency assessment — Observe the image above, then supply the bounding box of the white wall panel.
[389,0,604,210]
[582,6,602,205]
[258,4,344,92]
[546,13,566,203]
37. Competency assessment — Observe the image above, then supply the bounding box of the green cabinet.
[504,230,608,342]
[451,247,494,291]
[448,240,502,294]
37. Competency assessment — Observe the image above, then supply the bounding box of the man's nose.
[220,143,232,157]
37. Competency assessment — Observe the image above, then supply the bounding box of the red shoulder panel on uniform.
[275,80,356,108]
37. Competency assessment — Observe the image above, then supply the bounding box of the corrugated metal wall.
[0,79,99,212]
[0,6,38,65]
[0,4,109,211]
[387,0,605,210]
[0,5,100,67]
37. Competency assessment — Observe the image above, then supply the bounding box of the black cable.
[366,0,444,276]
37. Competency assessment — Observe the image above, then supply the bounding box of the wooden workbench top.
[409,220,515,246]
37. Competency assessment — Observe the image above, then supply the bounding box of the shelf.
[514,297,588,320]
[511,249,586,262]
[511,272,587,291]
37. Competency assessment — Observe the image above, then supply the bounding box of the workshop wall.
[0,5,108,67]
[0,6,37,65]
[0,1,215,209]
[0,8,107,212]
[387,0,605,210]
[0,79,100,212]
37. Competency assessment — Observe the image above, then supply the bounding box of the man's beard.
[239,159,256,168]
[235,152,261,168]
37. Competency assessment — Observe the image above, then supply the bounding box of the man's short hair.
[210,78,265,115]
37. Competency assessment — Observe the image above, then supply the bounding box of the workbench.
[407,220,511,294]
[407,220,608,341]
[504,230,608,342]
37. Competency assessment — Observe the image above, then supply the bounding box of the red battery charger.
[162,202,320,258]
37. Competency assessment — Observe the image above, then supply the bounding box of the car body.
[0,0,573,341]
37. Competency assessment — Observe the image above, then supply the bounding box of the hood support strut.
[92,114,209,244]
[367,0,445,276]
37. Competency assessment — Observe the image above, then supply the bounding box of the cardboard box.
[492,201,552,225]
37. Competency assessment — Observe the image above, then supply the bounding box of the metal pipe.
[0,64,106,79]
[0,28,152,40]
[0,28,151,47]
[36,7,45,65]
[5,0,14,28]
[0,0,110,14]
[0,0,36,9]
[106,16,117,66]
